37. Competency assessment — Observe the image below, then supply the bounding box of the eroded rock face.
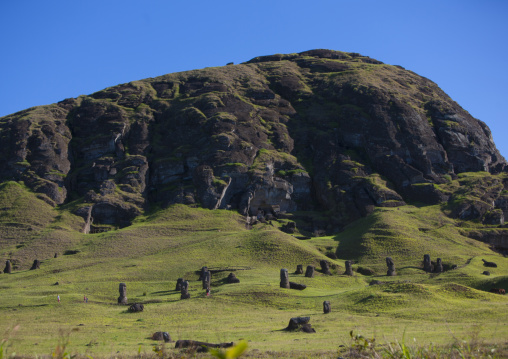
[0,49,506,230]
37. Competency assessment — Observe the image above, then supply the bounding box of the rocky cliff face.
[0,49,505,231]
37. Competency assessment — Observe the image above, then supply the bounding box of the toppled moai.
[295,264,303,274]
[323,301,331,314]
[305,265,315,278]
[280,268,290,289]
[482,259,497,268]
[202,270,211,290]
[180,280,190,299]
[386,257,396,276]
[128,303,144,312]
[4,260,12,274]
[175,278,184,291]
[434,258,443,273]
[423,254,432,273]
[320,260,331,275]
[289,282,306,290]
[226,272,240,284]
[344,260,353,276]
[118,283,128,304]
[285,317,316,333]
[30,259,40,270]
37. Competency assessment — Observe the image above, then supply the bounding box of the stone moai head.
[386,257,396,276]
[305,265,315,278]
[118,283,127,304]
[320,260,331,275]
[295,265,303,274]
[323,300,331,314]
[4,260,12,274]
[423,254,432,272]
[176,278,184,291]
[199,266,208,280]
[344,260,353,276]
[280,268,290,288]
[180,280,190,299]
[434,258,443,273]
[202,270,211,290]
[30,259,40,270]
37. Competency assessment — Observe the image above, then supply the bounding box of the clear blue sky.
[1,1,507,159]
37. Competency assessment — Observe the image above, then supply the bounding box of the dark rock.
[295,264,304,274]
[54,253,58,258]
[344,260,353,276]
[305,265,315,278]
[323,301,331,314]
[30,259,40,270]
[482,271,491,276]
[128,303,144,312]
[482,259,498,268]
[118,282,127,304]
[226,272,240,284]
[151,332,171,342]
[433,258,443,273]
[180,280,190,299]
[288,282,306,290]
[280,268,290,289]
[386,257,396,276]
[4,260,12,274]
[320,260,331,275]
[175,278,184,291]
[423,254,432,273]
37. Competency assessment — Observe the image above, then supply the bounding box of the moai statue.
[175,278,184,291]
[180,280,190,299]
[305,265,315,278]
[54,253,58,258]
[118,283,128,304]
[323,301,331,314]
[344,260,353,276]
[386,257,396,276]
[4,260,12,274]
[295,265,304,274]
[320,260,331,275]
[227,272,240,283]
[202,270,211,290]
[423,254,432,273]
[30,259,40,270]
[280,268,290,289]
[434,258,443,273]
[199,266,208,280]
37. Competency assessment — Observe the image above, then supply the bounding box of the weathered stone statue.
[320,260,331,275]
[295,264,303,274]
[199,266,208,280]
[226,272,240,283]
[386,257,396,276]
[4,260,12,274]
[280,268,290,289]
[30,259,40,270]
[180,280,190,299]
[323,301,331,314]
[434,258,443,273]
[118,282,127,304]
[305,265,315,278]
[175,278,184,291]
[423,254,432,273]
[202,270,211,290]
[344,260,353,276]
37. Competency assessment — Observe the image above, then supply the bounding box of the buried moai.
[386,257,396,276]
[323,300,331,314]
[180,280,190,300]
[295,264,304,274]
[118,283,128,304]
[305,265,315,278]
[175,278,184,291]
[344,260,353,276]
[4,260,12,274]
[320,260,331,275]
[30,259,40,270]
[423,254,432,273]
[434,258,443,273]
[226,272,240,284]
[280,268,290,289]
[202,270,211,290]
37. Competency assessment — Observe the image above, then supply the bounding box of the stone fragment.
[323,300,331,314]
[320,260,331,275]
[180,280,190,299]
[280,268,290,289]
[30,259,40,270]
[295,264,303,274]
[386,257,396,276]
[482,271,491,276]
[423,254,432,273]
[118,282,127,304]
[344,260,353,276]
[305,265,315,278]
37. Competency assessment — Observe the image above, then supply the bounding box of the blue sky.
[1,1,507,159]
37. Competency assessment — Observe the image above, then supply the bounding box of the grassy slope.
[1,188,508,357]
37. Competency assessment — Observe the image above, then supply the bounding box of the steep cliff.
[0,49,505,231]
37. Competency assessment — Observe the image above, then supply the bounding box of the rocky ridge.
[0,49,506,232]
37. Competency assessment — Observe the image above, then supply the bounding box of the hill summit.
[0,49,506,232]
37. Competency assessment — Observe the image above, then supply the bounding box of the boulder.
[285,317,316,333]
[128,303,144,312]
[226,272,240,283]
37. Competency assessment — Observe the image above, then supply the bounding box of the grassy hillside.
[1,188,508,357]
